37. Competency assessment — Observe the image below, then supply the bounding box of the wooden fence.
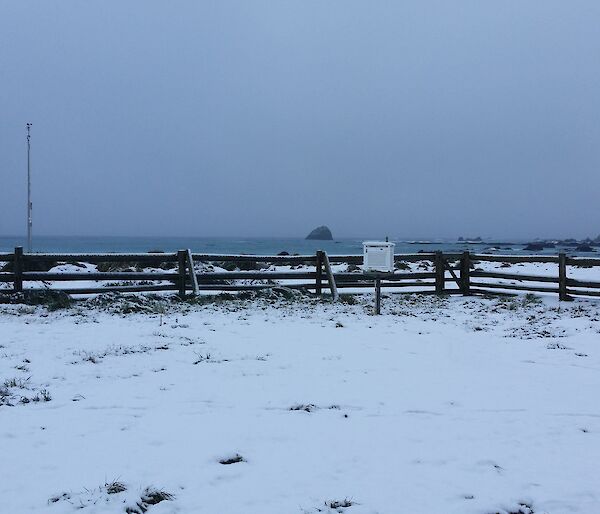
[1,247,600,302]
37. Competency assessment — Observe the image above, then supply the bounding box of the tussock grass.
[73,344,169,364]
[290,404,342,413]
[1,376,50,406]
[48,492,70,504]
[105,480,127,495]
[3,377,30,389]
[318,498,354,511]
[84,293,169,314]
[24,290,72,311]
[338,294,358,305]
[192,352,214,364]
[219,454,245,465]
[140,487,174,505]
[490,503,535,514]
[290,403,317,412]
[126,487,174,513]
[49,482,173,513]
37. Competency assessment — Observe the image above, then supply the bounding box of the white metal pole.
[26,123,32,252]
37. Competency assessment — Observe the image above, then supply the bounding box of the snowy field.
[1,291,600,514]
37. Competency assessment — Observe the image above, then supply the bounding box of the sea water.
[0,235,583,256]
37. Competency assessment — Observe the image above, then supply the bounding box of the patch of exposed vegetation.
[126,487,174,513]
[316,498,354,511]
[184,288,314,307]
[83,293,169,314]
[105,480,127,495]
[1,377,51,407]
[219,454,245,465]
[216,259,262,271]
[192,352,218,364]
[25,290,72,310]
[0,290,72,310]
[97,260,177,272]
[73,343,169,364]
[50,482,173,512]
[338,294,358,305]
[493,295,542,312]
[489,502,535,514]
[290,404,342,413]
[290,403,317,412]
[1,258,58,272]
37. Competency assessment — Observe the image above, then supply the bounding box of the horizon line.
[0,234,586,242]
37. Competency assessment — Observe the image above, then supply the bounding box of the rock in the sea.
[306,226,333,240]
[523,243,545,251]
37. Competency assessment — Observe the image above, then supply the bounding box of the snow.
[1,290,600,513]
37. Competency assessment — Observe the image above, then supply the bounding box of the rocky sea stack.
[305,226,333,240]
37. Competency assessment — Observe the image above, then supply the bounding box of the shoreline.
[1,236,600,257]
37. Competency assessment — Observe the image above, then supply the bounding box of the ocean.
[0,235,590,256]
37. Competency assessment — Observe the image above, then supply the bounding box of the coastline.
[1,235,598,257]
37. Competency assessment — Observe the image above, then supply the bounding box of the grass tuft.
[290,403,317,412]
[105,480,127,495]
[23,290,72,311]
[219,454,245,465]
[126,487,174,513]
[490,503,535,514]
[141,488,174,505]
[320,498,354,511]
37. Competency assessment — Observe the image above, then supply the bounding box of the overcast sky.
[1,1,599,239]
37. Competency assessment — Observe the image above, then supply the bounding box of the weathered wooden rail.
[2,247,600,302]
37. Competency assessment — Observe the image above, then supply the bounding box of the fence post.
[558,252,571,301]
[177,249,187,299]
[460,251,471,295]
[321,251,339,302]
[434,251,445,293]
[186,249,199,296]
[315,250,323,295]
[374,278,381,315]
[14,246,23,293]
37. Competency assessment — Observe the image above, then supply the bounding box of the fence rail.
[2,247,600,302]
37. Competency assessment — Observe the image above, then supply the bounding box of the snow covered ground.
[1,291,599,514]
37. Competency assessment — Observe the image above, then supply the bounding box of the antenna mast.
[26,123,32,252]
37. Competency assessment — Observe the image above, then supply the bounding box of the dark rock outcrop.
[523,243,545,251]
[306,226,333,240]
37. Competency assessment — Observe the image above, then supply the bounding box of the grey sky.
[1,1,599,239]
